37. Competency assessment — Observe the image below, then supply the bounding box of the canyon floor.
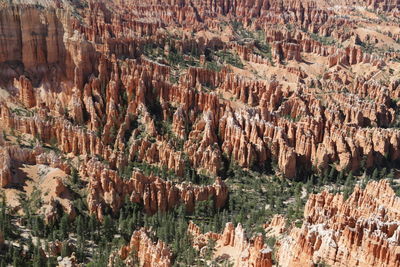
[0,0,400,266]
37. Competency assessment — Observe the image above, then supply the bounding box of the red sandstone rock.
[110,229,172,267]
[272,41,302,62]
[264,214,288,236]
[0,147,11,188]
[0,2,398,266]
[276,180,400,267]
[188,221,273,267]
[84,158,228,219]
[14,76,36,108]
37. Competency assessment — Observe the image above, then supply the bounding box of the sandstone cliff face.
[14,76,36,108]
[0,147,11,187]
[0,6,61,69]
[1,0,398,180]
[275,180,400,267]
[188,221,273,267]
[0,4,98,91]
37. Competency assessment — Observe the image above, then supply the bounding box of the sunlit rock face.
[276,180,400,267]
[188,221,274,267]
[0,0,399,265]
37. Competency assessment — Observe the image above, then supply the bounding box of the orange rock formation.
[111,229,172,267]
[275,180,400,267]
[188,221,273,267]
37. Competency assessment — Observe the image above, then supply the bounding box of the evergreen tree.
[102,215,115,241]
[294,183,302,214]
[89,214,97,242]
[380,167,387,177]
[328,166,336,182]
[59,213,69,239]
[76,215,85,238]
[343,172,354,199]
[205,238,216,261]
[371,168,379,181]
[337,170,345,184]
[61,240,69,258]
[33,244,44,267]
[71,167,80,185]
[387,169,395,180]
[12,248,21,267]
[362,172,370,189]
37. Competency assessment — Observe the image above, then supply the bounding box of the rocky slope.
[0,0,398,182]
[274,180,400,267]
[188,221,273,267]
[0,0,399,266]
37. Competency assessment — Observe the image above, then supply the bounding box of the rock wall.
[0,147,11,188]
